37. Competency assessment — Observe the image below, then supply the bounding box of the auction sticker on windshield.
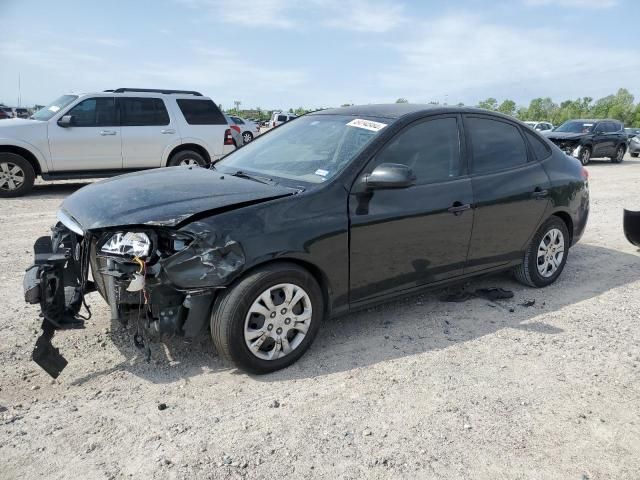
[346,118,387,132]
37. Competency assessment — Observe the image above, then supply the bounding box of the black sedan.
[24,105,589,376]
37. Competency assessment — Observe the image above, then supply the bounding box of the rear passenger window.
[523,129,551,161]
[467,117,527,174]
[277,115,287,122]
[120,98,169,126]
[176,99,226,125]
[372,117,461,184]
[67,97,117,127]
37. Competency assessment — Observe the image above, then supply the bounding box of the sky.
[0,0,638,111]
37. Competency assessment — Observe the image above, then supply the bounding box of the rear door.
[349,115,474,303]
[48,96,122,171]
[120,97,174,169]
[174,98,228,161]
[463,115,550,273]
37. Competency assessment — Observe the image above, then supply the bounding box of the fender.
[0,137,51,173]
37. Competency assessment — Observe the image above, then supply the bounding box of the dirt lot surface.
[1,156,639,480]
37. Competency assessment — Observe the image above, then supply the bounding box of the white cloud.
[319,0,406,33]
[0,38,307,107]
[523,0,617,8]
[177,0,405,31]
[378,14,640,103]
[178,0,295,28]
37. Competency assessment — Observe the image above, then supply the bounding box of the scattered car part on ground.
[0,88,235,197]
[23,104,589,377]
[545,118,627,165]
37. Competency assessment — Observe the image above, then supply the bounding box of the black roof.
[312,103,508,120]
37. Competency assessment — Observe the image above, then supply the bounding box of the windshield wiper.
[230,170,274,185]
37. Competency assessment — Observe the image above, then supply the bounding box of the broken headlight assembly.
[100,232,152,258]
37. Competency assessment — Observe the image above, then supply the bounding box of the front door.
[48,96,122,171]
[349,115,474,304]
[463,115,550,273]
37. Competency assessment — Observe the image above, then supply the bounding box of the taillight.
[581,166,589,181]
[224,129,234,146]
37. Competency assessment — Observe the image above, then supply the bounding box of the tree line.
[225,87,640,127]
[397,88,639,127]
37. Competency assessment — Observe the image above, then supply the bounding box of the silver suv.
[0,88,236,197]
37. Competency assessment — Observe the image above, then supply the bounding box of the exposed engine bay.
[23,220,245,378]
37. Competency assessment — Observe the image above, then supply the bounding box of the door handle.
[99,130,116,136]
[531,187,548,199]
[447,202,471,215]
[161,129,176,134]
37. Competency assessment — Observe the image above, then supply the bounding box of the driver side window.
[368,117,462,185]
[66,97,117,127]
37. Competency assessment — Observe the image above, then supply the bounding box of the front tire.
[0,153,35,198]
[611,145,625,163]
[579,147,591,166]
[514,216,570,288]
[210,263,324,374]
[167,150,207,167]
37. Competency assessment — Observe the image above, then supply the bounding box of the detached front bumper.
[23,229,94,378]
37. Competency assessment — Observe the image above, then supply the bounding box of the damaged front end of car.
[23,213,245,378]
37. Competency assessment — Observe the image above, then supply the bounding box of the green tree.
[477,97,498,111]
[497,99,516,116]
[526,97,558,121]
[395,98,409,103]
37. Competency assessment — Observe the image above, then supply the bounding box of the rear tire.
[514,216,570,288]
[611,145,625,163]
[242,131,254,143]
[167,150,207,167]
[0,153,35,198]
[210,263,324,374]
[631,152,639,158]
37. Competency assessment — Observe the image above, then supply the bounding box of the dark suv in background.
[545,119,627,165]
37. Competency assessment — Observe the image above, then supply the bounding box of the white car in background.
[524,121,554,132]
[0,88,236,197]
[270,112,297,128]
[227,115,259,143]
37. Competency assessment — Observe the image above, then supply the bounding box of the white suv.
[0,88,236,197]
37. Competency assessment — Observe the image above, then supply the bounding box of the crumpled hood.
[59,167,298,231]
[544,132,586,142]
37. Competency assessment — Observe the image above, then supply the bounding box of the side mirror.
[363,163,416,190]
[57,115,74,127]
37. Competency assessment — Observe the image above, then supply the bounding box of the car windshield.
[216,115,386,184]
[31,95,78,121]
[555,121,594,133]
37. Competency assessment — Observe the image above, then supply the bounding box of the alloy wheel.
[537,228,565,278]
[244,283,312,361]
[580,148,590,166]
[242,133,253,143]
[616,147,624,162]
[179,158,200,166]
[0,161,25,191]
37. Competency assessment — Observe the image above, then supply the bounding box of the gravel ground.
[1,156,639,480]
